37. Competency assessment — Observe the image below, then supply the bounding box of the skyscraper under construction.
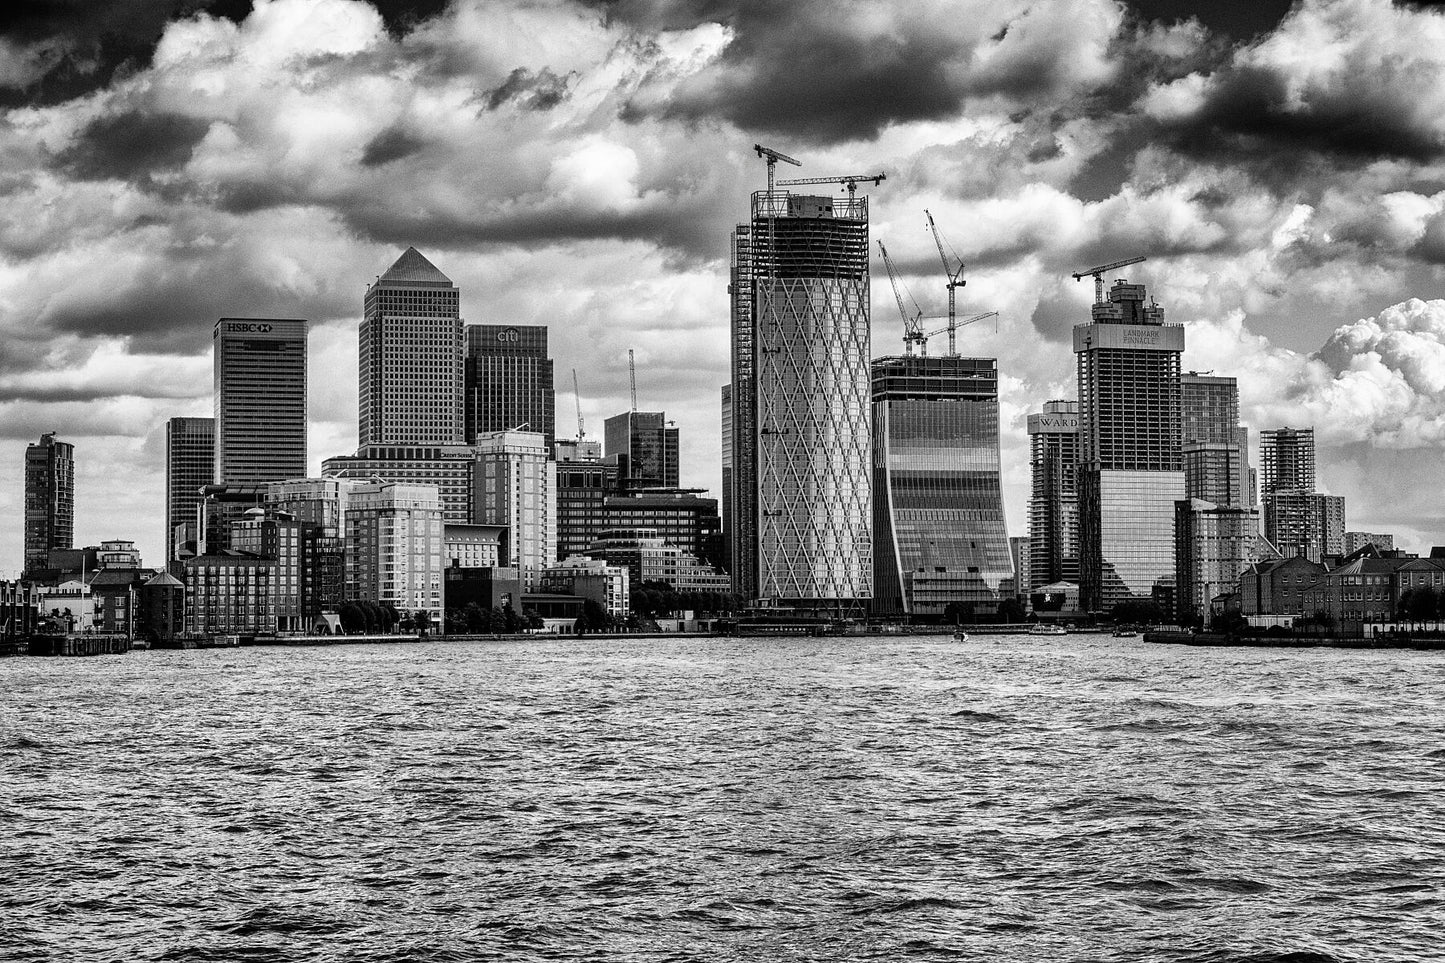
[727,180,875,613]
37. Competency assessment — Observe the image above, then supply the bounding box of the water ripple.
[1,635,1441,961]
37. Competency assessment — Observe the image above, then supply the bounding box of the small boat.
[1029,624,1067,636]
[953,628,969,642]
[1112,629,1139,639]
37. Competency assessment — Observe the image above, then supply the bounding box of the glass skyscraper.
[359,247,463,446]
[729,191,873,613]
[213,318,307,485]
[871,355,1011,617]
[1075,280,1185,612]
[604,411,679,490]
[165,416,214,560]
[464,324,554,449]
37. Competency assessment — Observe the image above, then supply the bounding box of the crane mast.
[752,143,801,193]
[628,348,637,413]
[925,209,967,356]
[878,240,925,355]
[572,368,585,441]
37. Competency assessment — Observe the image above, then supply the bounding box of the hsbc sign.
[227,322,274,333]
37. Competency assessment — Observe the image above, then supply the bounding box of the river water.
[2,634,1441,962]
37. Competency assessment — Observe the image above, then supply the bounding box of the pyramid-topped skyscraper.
[358,247,464,446]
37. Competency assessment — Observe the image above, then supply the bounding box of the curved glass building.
[870,355,1012,617]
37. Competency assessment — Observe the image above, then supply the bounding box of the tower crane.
[925,210,968,357]
[777,172,886,200]
[877,240,926,355]
[753,143,802,192]
[1072,256,1147,304]
[628,348,638,412]
[914,312,999,356]
[572,368,585,441]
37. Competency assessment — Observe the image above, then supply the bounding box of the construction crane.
[572,368,585,440]
[915,311,999,356]
[878,240,926,355]
[753,143,801,192]
[777,172,886,199]
[924,210,968,357]
[628,348,637,413]
[1072,256,1147,303]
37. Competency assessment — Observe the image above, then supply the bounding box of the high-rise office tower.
[213,318,307,485]
[464,324,554,449]
[1075,279,1184,612]
[871,355,1011,617]
[165,417,215,560]
[728,190,874,612]
[359,247,463,446]
[24,432,74,572]
[1027,400,1081,593]
[1182,372,1254,506]
[604,411,679,490]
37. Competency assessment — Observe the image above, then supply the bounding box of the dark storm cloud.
[58,109,210,181]
[612,0,1122,145]
[1158,64,1445,165]
[481,67,573,111]
[359,125,427,167]
[0,0,446,107]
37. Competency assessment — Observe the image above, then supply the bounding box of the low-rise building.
[1240,555,1328,617]
[584,528,731,594]
[184,552,273,637]
[541,556,630,617]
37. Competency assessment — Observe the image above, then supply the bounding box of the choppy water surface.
[2,635,1442,962]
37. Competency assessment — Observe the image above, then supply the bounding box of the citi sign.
[227,322,274,333]
[496,327,521,343]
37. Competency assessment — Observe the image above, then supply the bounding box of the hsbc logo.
[497,327,520,343]
[227,322,274,333]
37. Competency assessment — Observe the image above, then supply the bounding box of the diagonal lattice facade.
[731,193,873,611]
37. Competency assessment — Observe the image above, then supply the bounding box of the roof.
[377,247,451,285]
[144,572,185,588]
[88,568,150,587]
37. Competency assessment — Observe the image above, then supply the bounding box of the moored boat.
[1029,624,1067,636]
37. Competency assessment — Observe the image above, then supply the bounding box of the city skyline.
[6,0,1445,572]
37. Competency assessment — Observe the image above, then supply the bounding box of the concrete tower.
[24,432,74,572]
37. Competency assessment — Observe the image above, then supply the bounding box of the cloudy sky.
[4,0,1445,573]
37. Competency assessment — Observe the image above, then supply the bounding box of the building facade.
[585,529,732,594]
[1074,280,1185,612]
[166,416,214,561]
[604,411,679,490]
[1027,400,1080,593]
[870,355,1011,617]
[345,481,444,621]
[471,431,555,591]
[555,456,620,562]
[729,190,874,612]
[1345,531,1396,554]
[464,324,554,448]
[1173,499,1263,625]
[359,247,464,446]
[541,556,631,617]
[24,433,75,572]
[184,552,274,637]
[213,318,307,485]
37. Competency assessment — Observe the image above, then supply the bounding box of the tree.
[338,602,365,634]
[1408,586,1438,625]
[997,597,1026,623]
[414,609,432,636]
[1110,599,1166,625]
[578,598,609,635]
